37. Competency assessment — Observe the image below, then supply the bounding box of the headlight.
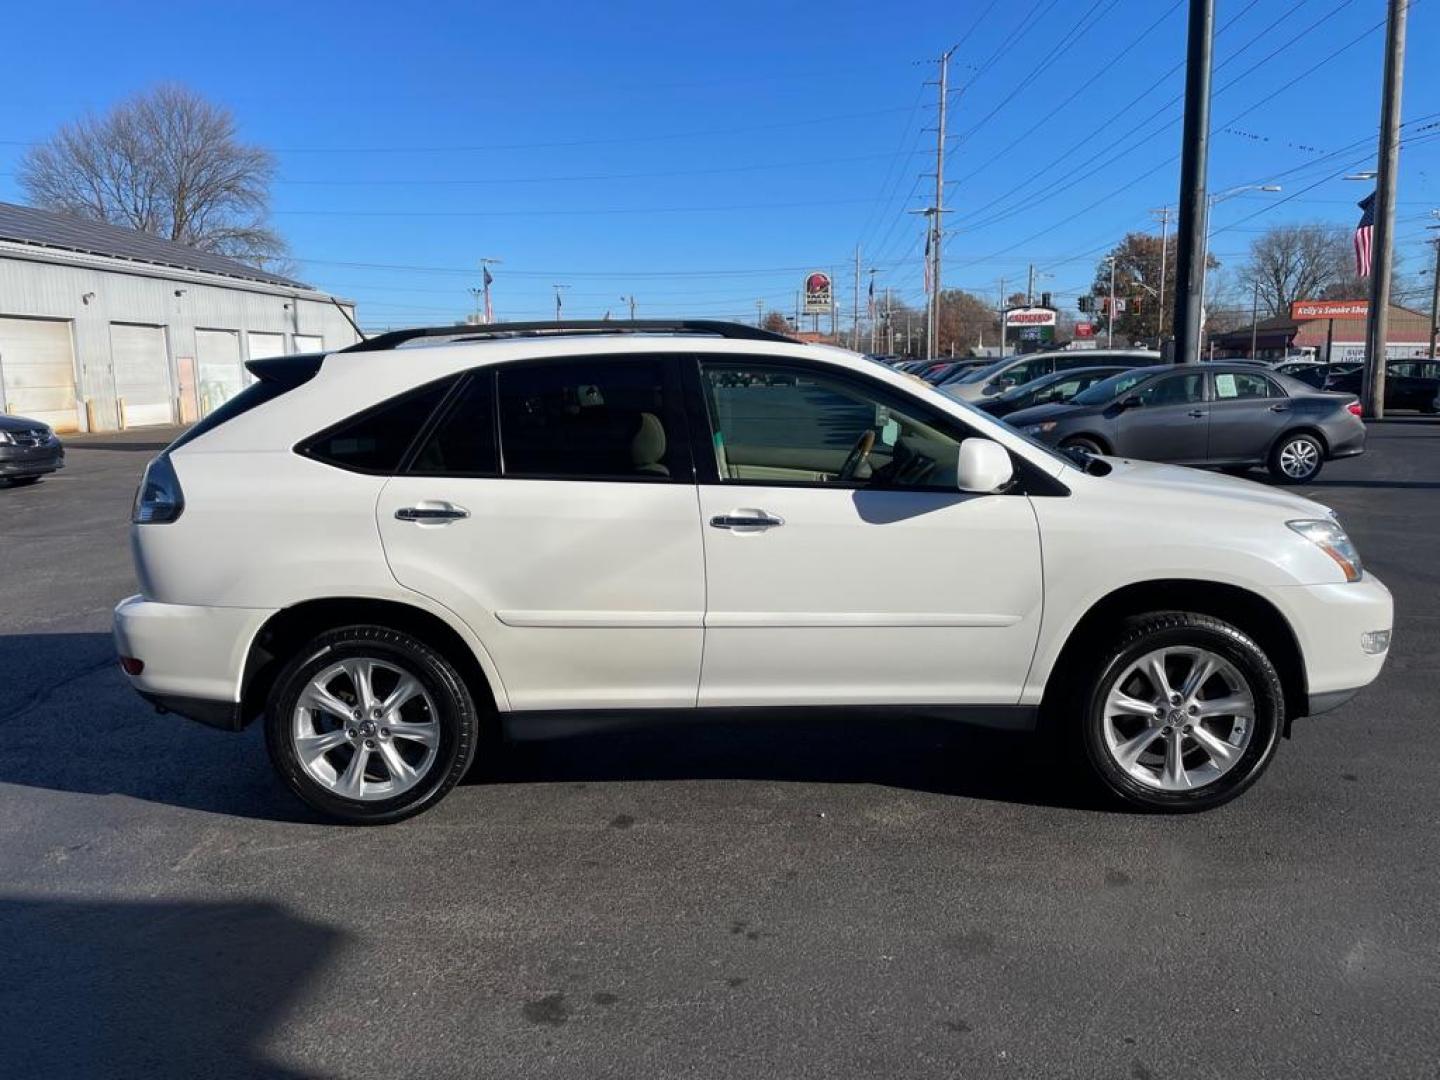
[1023,421,1058,435]
[1288,519,1362,582]
[0,431,13,445]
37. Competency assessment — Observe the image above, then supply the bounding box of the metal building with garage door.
[0,201,359,432]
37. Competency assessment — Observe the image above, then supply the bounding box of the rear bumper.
[113,595,275,714]
[1326,422,1366,459]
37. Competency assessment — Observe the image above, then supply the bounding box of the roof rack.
[341,319,796,353]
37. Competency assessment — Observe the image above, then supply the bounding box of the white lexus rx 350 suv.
[115,321,1393,823]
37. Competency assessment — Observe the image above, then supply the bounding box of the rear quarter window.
[298,377,456,474]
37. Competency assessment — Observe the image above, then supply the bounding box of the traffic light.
[1078,295,1093,312]
[1040,291,1053,309]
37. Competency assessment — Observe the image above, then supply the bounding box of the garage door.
[110,323,173,428]
[195,329,243,416]
[0,316,78,431]
[246,332,285,388]
[294,334,324,352]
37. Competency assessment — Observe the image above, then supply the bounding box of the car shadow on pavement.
[484,710,1096,810]
[0,632,314,823]
[0,633,1093,817]
[64,439,173,453]
[0,897,345,1080]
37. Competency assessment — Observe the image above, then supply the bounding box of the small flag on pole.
[923,231,933,295]
[1354,192,1376,277]
[867,275,876,320]
[482,266,495,323]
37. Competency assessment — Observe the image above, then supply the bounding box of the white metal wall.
[0,245,359,431]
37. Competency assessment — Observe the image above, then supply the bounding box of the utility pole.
[852,245,862,350]
[479,257,502,323]
[1171,0,1216,365]
[998,277,1007,356]
[1152,207,1172,348]
[1026,264,1035,306]
[552,284,568,322]
[868,269,878,353]
[756,299,764,328]
[1362,0,1409,419]
[1108,257,1118,349]
[885,288,894,353]
[919,48,954,361]
[467,287,483,324]
[621,295,637,320]
[1249,277,1260,359]
[1428,227,1440,360]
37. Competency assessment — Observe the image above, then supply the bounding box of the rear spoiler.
[244,352,327,387]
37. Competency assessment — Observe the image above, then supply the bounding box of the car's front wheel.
[264,625,480,824]
[1268,432,1324,483]
[1060,435,1105,456]
[1080,613,1283,812]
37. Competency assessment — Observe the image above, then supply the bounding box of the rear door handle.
[710,513,784,530]
[1187,409,1206,419]
[396,503,470,523]
[1270,403,1290,412]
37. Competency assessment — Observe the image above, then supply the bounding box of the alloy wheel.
[291,657,440,801]
[1278,437,1320,480]
[1100,646,1255,792]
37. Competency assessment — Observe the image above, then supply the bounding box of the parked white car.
[115,321,1392,823]
[942,349,1162,402]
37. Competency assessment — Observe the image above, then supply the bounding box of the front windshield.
[1072,368,1155,406]
[998,372,1057,401]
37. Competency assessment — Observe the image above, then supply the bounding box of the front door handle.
[710,513,784,530]
[1187,409,1206,419]
[1270,403,1290,412]
[396,504,470,523]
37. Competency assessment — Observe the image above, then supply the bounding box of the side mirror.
[1119,394,1142,409]
[956,438,1014,494]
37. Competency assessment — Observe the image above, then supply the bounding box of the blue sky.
[2,0,1437,329]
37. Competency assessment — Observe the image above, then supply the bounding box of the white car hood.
[1077,457,1334,519]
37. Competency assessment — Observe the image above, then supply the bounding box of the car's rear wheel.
[264,625,480,824]
[1080,612,1283,812]
[1268,432,1324,483]
[4,476,41,487]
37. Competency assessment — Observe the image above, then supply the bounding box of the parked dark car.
[0,414,64,485]
[922,358,992,384]
[967,365,1132,418]
[1322,359,1439,413]
[1003,363,1365,483]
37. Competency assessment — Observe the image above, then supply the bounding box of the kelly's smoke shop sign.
[1291,299,1368,320]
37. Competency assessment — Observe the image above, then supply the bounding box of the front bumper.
[1271,573,1393,713]
[0,444,64,476]
[113,595,275,726]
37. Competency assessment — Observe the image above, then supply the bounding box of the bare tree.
[761,310,792,335]
[1240,224,1352,316]
[19,84,290,272]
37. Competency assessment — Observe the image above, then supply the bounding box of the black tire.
[1078,612,1283,813]
[4,476,41,487]
[264,625,481,824]
[1220,465,1252,477]
[1267,431,1324,483]
[1060,435,1105,456]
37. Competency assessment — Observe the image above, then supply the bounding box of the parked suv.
[115,321,1392,823]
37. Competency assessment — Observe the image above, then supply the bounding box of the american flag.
[867,275,876,319]
[482,266,495,323]
[923,230,932,295]
[1354,192,1376,277]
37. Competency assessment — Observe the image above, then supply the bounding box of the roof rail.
[341,318,796,353]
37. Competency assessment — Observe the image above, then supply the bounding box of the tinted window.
[302,378,453,473]
[701,361,976,490]
[1138,373,1205,407]
[409,374,497,475]
[1212,372,1277,400]
[1073,369,1159,405]
[498,358,681,480]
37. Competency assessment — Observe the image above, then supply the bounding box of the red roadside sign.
[1290,299,1368,320]
[1075,322,1094,338]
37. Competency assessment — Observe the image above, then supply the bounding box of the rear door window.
[496,357,688,481]
[409,373,498,476]
[1212,372,1278,400]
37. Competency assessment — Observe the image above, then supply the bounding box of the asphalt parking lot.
[1,421,1437,1080]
